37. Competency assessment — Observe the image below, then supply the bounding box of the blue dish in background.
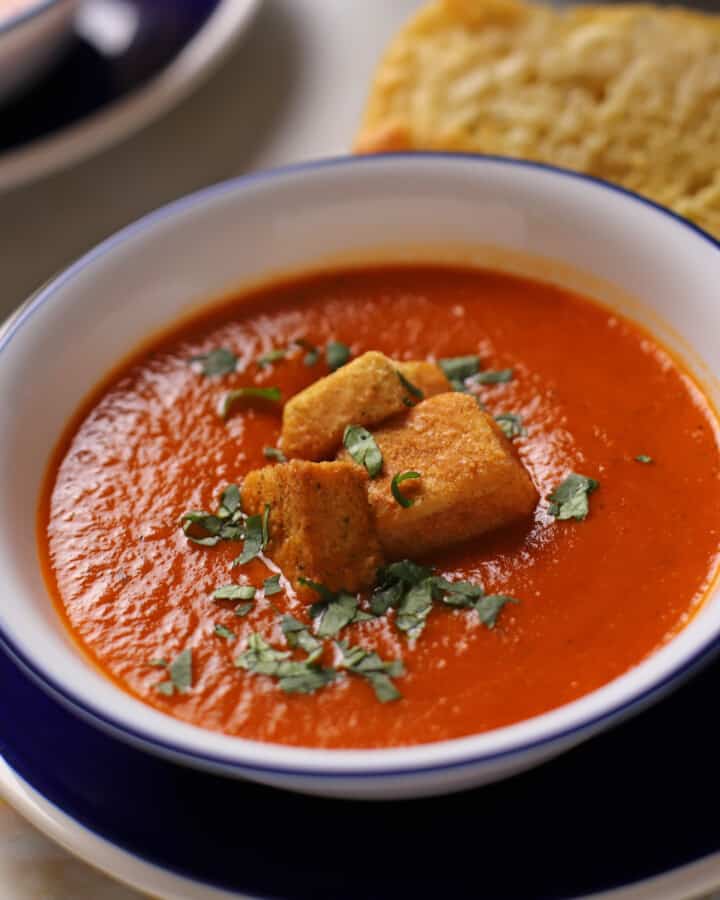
[0,0,261,191]
[2,640,719,898]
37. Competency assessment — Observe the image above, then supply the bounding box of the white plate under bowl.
[1,154,719,800]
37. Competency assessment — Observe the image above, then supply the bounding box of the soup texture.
[40,266,720,749]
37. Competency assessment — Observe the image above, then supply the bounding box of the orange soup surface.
[41,266,720,749]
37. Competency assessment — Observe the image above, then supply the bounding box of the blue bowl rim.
[0,0,65,37]
[3,150,720,780]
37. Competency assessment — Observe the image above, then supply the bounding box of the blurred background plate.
[0,0,261,192]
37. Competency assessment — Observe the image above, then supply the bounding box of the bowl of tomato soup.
[1,154,720,800]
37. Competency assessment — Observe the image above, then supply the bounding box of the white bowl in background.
[0,0,80,104]
[1,153,719,800]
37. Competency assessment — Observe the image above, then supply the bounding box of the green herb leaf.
[156,681,175,696]
[191,348,237,377]
[495,413,525,440]
[214,584,256,601]
[180,511,224,546]
[294,338,319,366]
[214,624,236,641]
[326,341,351,371]
[548,473,599,521]
[281,615,323,655]
[391,470,421,508]
[316,593,360,637]
[257,348,287,368]
[470,369,513,385]
[149,658,167,668]
[343,424,383,478]
[378,559,433,587]
[261,503,271,546]
[475,594,518,629]
[236,633,291,674]
[263,446,287,463]
[234,603,253,617]
[218,484,242,519]
[219,386,282,420]
[635,454,653,464]
[432,575,485,607]
[439,356,480,384]
[168,648,192,693]
[396,370,424,403]
[234,504,270,565]
[236,633,335,695]
[395,578,434,639]
[336,640,404,702]
[263,574,282,596]
[299,578,360,638]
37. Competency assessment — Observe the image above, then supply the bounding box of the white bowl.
[0,0,79,104]
[1,154,720,800]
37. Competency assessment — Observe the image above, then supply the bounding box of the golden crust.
[340,392,538,559]
[242,460,383,593]
[356,0,720,238]
[395,360,452,398]
[281,351,412,461]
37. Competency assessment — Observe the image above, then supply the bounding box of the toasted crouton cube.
[396,360,451,398]
[340,393,537,558]
[281,351,413,461]
[242,460,383,592]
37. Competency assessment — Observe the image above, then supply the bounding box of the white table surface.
[1,0,718,897]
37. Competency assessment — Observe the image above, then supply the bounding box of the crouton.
[395,360,451,398]
[340,392,537,558]
[281,351,414,461]
[242,460,383,592]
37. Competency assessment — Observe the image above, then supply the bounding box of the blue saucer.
[1,643,719,898]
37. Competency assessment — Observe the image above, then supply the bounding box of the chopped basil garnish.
[343,424,383,478]
[336,640,405,702]
[180,484,243,546]
[214,624,236,641]
[234,504,270,565]
[156,648,193,695]
[218,484,242,520]
[219,386,282,420]
[495,413,525,439]
[299,578,360,638]
[236,633,335,695]
[470,368,513,385]
[476,594,518,629]
[396,370,424,404]
[214,584,256,601]
[256,348,287,368]
[439,355,480,390]
[282,615,323,655]
[263,446,287,463]
[191,348,237,377]
[391,471,421,508]
[294,338,320,366]
[395,578,435,639]
[149,658,167,668]
[263,574,282,596]
[326,341,351,371]
[234,603,253,617]
[548,473,599,521]
[635,454,653,464]
[371,561,513,637]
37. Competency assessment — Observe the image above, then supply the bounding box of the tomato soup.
[40,266,720,749]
